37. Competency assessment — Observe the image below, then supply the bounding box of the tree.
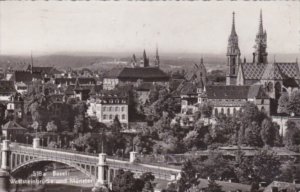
[183,130,199,150]
[193,152,236,181]
[199,102,213,118]
[244,122,263,147]
[177,160,200,192]
[260,118,277,146]
[111,116,122,133]
[235,149,281,184]
[205,180,222,192]
[140,172,155,192]
[284,120,300,147]
[277,92,289,114]
[46,120,58,132]
[112,169,142,192]
[287,90,300,116]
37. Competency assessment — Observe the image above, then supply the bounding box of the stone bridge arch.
[10,158,97,182]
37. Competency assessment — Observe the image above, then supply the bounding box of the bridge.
[0,138,181,191]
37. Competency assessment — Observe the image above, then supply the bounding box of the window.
[261,99,264,104]
[109,115,113,120]
[116,114,119,119]
[121,107,125,112]
[103,115,107,120]
[221,108,224,114]
[122,114,126,120]
[214,108,218,116]
[115,106,119,111]
[109,107,112,112]
[103,106,106,111]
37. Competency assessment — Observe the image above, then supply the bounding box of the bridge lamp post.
[41,138,44,147]
[26,136,29,144]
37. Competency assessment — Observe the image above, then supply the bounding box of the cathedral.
[204,10,300,116]
[226,10,300,98]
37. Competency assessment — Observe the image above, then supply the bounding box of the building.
[103,49,167,90]
[207,11,300,116]
[6,93,24,121]
[87,90,129,128]
[2,120,27,140]
[205,85,270,116]
[103,67,169,90]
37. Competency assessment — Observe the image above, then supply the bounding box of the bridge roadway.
[5,142,181,181]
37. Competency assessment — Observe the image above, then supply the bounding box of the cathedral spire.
[258,9,264,35]
[226,11,240,85]
[253,9,268,64]
[231,12,237,36]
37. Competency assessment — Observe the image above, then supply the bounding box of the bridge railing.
[7,142,181,180]
[10,144,98,165]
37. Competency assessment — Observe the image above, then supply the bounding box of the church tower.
[226,12,241,85]
[253,10,268,64]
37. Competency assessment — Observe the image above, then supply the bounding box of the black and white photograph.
[0,1,300,192]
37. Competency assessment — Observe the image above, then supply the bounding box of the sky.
[0,1,299,56]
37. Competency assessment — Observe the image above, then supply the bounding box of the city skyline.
[0,1,299,55]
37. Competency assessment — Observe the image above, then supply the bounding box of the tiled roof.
[119,67,169,80]
[0,81,16,94]
[241,62,300,80]
[261,63,284,80]
[179,81,204,95]
[241,63,265,80]
[104,68,124,78]
[206,85,269,100]
[104,67,169,81]
[277,62,300,80]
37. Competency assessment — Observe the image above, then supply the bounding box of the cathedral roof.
[261,63,284,80]
[276,63,300,80]
[206,85,269,100]
[240,63,265,80]
[240,62,300,80]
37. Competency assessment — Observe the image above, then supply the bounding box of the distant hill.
[0,52,298,73]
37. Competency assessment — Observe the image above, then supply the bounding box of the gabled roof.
[277,62,300,80]
[2,121,27,130]
[179,81,204,95]
[104,68,124,78]
[261,63,285,80]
